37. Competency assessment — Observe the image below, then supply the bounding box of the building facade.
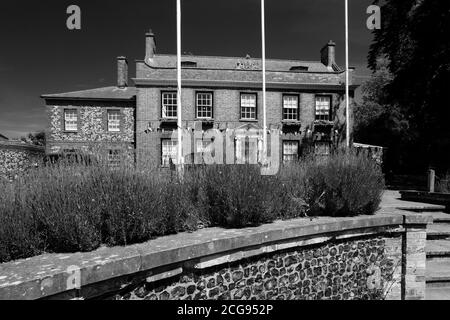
[43,30,357,168]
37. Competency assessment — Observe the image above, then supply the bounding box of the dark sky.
[0,0,374,138]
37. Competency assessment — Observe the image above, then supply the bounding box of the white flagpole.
[345,0,350,149]
[261,0,267,163]
[177,0,183,166]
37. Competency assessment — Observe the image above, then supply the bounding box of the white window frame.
[196,92,213,119]
[108,149,121,166]
[283,141,299,163]
[283,95,299,121]
[161,139,178,167]
[64,109,78,132]
[107,110,121,132]
[315,96,331,121]
[240,93,257,120]
[162,92,178,119]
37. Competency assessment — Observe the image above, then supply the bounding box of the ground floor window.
[161,139,178,167]
[314,141,331,156]
[108,149,121,167]
[235,136,262,164]
[283,141,299,163]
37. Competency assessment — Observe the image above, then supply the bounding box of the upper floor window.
[64,109,78,132]
[283,141,299,163]
[162,92,177,119]
[107,110,121,132]
[315,96,331,121]
[283,95,299,121]
[240,93,257,120]
[161,139,178,167]
[196,92,213,119]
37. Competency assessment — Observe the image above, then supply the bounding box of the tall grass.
[0,150,384,263]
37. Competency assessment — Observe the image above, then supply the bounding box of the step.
[427,240,450,258]
[427,224,450,240]
[427,211,450,223]
[426,259,450,283]
[426,286,450,300]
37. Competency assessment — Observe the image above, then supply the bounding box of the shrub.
[0,150,385,263]
[278,150,385,217]
[187,165,279,228]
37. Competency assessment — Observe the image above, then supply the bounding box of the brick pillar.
[402,215,430,300]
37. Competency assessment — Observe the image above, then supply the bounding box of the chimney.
[321,40,336,70]
[145,29,156,64]
[117,56,128,88]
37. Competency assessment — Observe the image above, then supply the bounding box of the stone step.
[427,211,450,223]
[427,224,450,240]
[426,259,450,283]
[426,286,450,300]
[427,240,450,258]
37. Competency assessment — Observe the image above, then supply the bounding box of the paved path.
[379,190,450,300]
[380,190,444,211]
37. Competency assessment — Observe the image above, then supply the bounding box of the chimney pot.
[145,29,156,64]
[321,40,336,70]
[117,56,128,88]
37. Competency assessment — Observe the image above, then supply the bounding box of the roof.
[0,133,8,140]
[135,54,352,88]
[41,86,136,101]
[143,54,339,73]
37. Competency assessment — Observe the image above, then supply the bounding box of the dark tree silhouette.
[366,0,450,173]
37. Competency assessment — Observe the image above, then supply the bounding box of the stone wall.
[46,100,135,158]
[0,141,45,180]
[121,236,401,301]
[0,213,430,300]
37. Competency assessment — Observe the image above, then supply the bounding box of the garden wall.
[0,141,45,180]
[0,212,431,300]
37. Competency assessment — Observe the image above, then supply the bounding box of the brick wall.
[136,87,355,167]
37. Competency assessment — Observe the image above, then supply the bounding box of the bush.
[0,150,385,263]
[278,150,385,217]
[190,165,279,228]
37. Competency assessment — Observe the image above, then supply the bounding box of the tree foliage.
[363,0,450,173]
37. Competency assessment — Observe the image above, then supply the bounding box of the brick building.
[42,30,357,168]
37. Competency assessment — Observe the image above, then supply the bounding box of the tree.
[367,0,450,173]
[354,57,410,173]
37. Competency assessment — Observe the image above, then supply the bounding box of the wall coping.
[0,141,45,153]
[0,213,431,300]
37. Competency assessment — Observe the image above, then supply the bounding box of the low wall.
[0,141,45,180]
[0,212,431,300]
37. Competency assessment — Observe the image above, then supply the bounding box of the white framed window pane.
[196,93,213,118]
[108,149,121,166]
[107,110,120,132]
[240,94,256,120]
[162,92,178,119]
[283,95,298,120]
[162,139,178,167]
[315,142,330,155]
[283,141,299,162]
[315,96,331,121]
[64,110,77,131]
